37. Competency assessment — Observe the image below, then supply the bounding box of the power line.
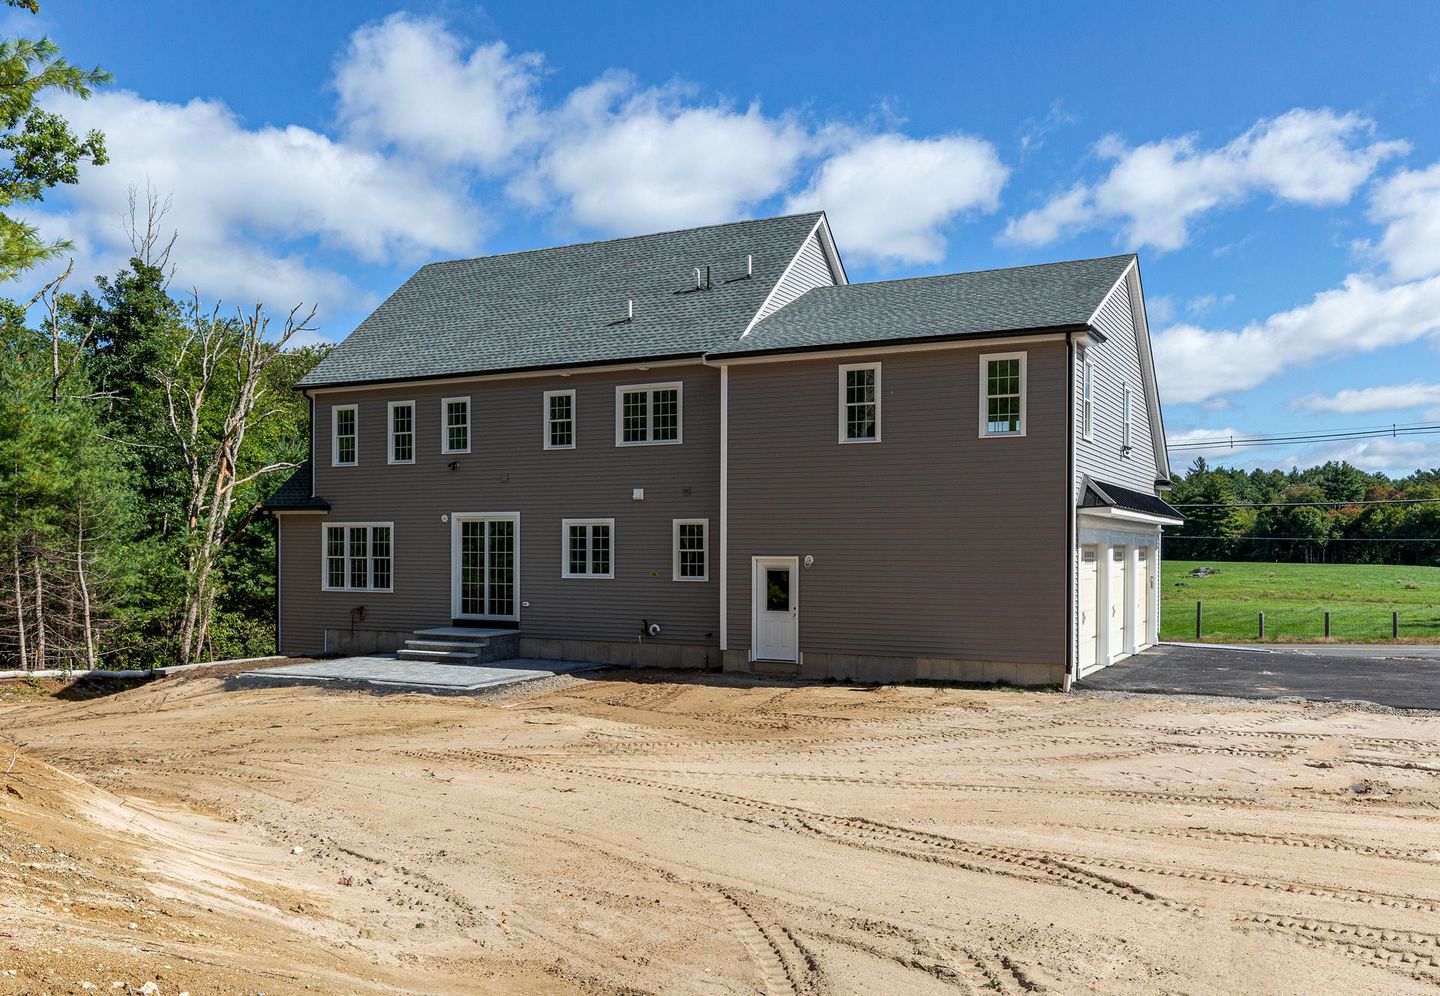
[1176,535,1435,544]
[1174,497,1440,509]
[1169,421,1440,452]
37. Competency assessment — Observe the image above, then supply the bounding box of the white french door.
[451,513,519,622]
[752,557,799,662]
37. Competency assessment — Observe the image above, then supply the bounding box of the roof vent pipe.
[746,253,753,278]
[705,265,711,290]
[627,299,634,321]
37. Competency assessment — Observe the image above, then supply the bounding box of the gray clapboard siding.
[753,229,837,325]
[279,365,720,655]
[1074,276,1158,498]
[725,342,1069,663]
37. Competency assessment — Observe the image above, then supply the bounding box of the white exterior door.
[451,513,519,622]
[1078,546,1099,673]
[1108,546,1128,658]
[1136,547,1151,648]
[752,557,799,662]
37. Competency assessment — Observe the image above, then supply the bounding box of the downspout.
[1064,335,1076,691]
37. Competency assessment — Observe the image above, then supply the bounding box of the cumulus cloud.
[1004,109,1408,250]
[30,89,483,320]
[1369,164,1440,280]
[1153,272,1440,404]
[788,133,1009,265]
[1291,382,1440,414]
[517,74,807,234]
[334,13,542,170]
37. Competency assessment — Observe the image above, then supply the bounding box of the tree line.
[1166,456,1440,565]
[0,5,324,670]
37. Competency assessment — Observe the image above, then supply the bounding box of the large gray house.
[266,212,1182,686]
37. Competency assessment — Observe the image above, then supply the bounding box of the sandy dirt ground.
[2,665,1440,995]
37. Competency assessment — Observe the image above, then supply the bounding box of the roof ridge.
[420,212,825,270]
[817,253,1137,292]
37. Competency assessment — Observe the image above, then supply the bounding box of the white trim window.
[387,401,415,464]
[1121,383,1133,455]
[561,518,614,579]
[544,389,576,449]
[441,396,470,454]
[331,404,358,466]
[615,382,682,445]
[838,362,880,443]
[1081,359,1094,441]
[322,523,393,591]
[673,519,708,581]
[979,352,1027,437]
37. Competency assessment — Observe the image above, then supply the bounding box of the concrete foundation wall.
[520,637,718,670]
[322,628,413,656]
[722,649,1063,687]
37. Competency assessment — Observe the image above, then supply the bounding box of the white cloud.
[786,133,1009,265]
[1004,108,1408,250]
[334,13,542,170]
[1185,292,1234,315]
[518,74,807,235]
[1291,382,1440,414]
[1369,164,1440,280]
[1153,272,1440,403]
[30,89,482,319]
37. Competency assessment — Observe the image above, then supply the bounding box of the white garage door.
[1136,547,1151,648]
[1079,547,1099,674]
[1109,547,1128,659]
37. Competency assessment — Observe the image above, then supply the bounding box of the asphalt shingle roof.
[708,254,1135,357]
[299,213,826,388]
[263,460,328,511]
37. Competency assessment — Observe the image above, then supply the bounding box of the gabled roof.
[300,213,827,388]
[263,461,328,511]
[708,254,1135,357]
[1080,476,1184,522]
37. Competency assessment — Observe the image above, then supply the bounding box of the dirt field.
[2,666,1440,995]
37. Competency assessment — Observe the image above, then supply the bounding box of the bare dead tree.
[162,296,316,663]
[123,181,177,281]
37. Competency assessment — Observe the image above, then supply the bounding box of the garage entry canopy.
[1079,477,1185,526]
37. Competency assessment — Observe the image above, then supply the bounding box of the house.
[265,212,1182,686]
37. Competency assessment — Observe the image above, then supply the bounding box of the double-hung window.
[1121,383,1133,455]
[672,519,708,581]
[979,352,1026,437]
[838,363,880,443]
[1081,359,1094,440]
[441,397,470,454]
[323,523,393,591]
[332,404,358,466]
[544,389,576,449]
[616,383,681,445]
[562,519,613,579]
[388,401,415,464]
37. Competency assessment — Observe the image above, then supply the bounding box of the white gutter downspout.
[719,363,729,655]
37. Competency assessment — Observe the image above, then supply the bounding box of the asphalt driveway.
[1078,643,1440,710]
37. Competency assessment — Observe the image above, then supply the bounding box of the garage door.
[1136,547,1151,648]
[1109,547,1128,659]
[1079,547,1099,674]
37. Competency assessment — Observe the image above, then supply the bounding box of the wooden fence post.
[1196,601,1202,640]
[1324,611,1331,638]
[1393,611,1399,640]
[1258,612,1265,639]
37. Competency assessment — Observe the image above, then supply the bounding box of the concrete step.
[750,659,800,677]
[413,626,516,642]
[406,639,490,652]
[397,648,480,663]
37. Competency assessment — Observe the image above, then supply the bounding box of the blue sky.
[19,1,1440,474]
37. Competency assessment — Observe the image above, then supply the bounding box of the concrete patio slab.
[236,655,602,695]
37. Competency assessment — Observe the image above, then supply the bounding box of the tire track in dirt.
[1238,913,1440,985]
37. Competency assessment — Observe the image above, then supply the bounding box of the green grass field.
[1160,560,1440,643]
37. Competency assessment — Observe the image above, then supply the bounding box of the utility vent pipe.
[627,298,633,321]
[746,253,753,277]
[694,267,702,290]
